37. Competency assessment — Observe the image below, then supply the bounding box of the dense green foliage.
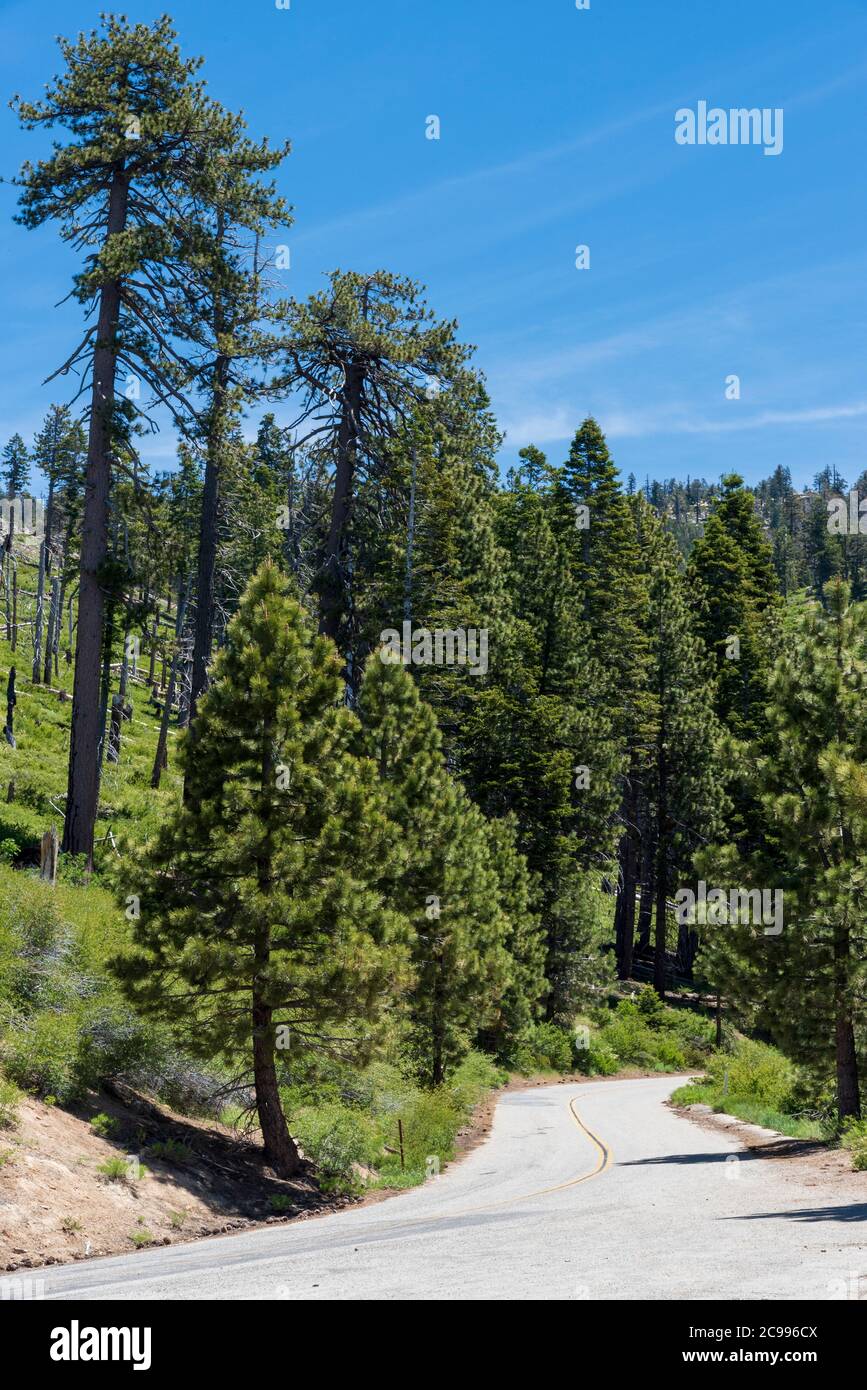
[1,13,864,1200]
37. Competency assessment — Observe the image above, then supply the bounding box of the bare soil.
[672,1100,865,1200]
[0,1082,351,1273]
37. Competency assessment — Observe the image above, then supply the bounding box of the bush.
[89,1112,117,1139]
[511,1022,575,1074]
[448,1051,507,1109]
[600,1002,688,1071]
[129,1054,226,1119]
[634,985,667,1026]
[1,1010,83,1101]
[0,1075,21,1128]
[290,1103,378,1191]
[841,1119,867,1171]
[98,1156,146,1183]
[703,1038,798,1110]
[75,1008,165,1091]
[397,1090,462,1167]
[581,1036,620,1076]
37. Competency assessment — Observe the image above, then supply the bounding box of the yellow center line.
[352,1092,615,1234]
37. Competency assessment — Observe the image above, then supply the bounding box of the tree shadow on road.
[618,1150,766,1166]
[725,1204,867,1223]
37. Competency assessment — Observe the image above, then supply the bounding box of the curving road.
[41,1075,867,1301]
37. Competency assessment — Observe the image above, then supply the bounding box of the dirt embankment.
[0,1083,350,1274]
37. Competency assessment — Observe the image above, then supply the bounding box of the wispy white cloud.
[502,400,867,449]
[291,101,671,249]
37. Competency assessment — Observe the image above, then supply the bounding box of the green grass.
[0,547,183,866]
[671,1080,824,1140]
[147,1138,194,1165]
[97,1156,147,1183]
[670,1037,826,1140]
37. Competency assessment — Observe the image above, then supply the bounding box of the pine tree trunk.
[320,358,363,642]
[252,994,300,1176]
[636,798,654,953]
[834,919,861,1121]
[614,775,639,980]
[653,744,668,998]
[188,353,229,736]
[62,163,129,864]
[835,1015,860,1122]
[250,713,300,1177]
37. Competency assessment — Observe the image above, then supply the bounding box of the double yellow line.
[504,1094,614,1205]
[411,1091,614,1223]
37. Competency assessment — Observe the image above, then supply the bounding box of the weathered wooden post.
[40,825,59,885]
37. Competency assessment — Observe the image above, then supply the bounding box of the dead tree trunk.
[32,538,46,684]
[44,576,60,686]
[151,582,189,790]
[3,668,16,748]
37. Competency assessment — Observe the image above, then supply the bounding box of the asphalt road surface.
[41,1075,867,1301]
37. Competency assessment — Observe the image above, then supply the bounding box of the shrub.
[448,1051,507,1109]
[75,1008,164,1091]
[841,1119,867,1171]
[290,1103,377,1191]
[0,839,18,864]
[89,1112,117,1138]
[397,1090,462,1167]
[635,985,667,1026]
[704,1038,798,1110]
[1,1010,83,1101]
[130,1228,153,1248]
[130,1055,226,1119]
[98,1156,146,1183]
[57,854,91,887]
[511,1022,574,1074]
[0,1075,21,1128]
[600,1003,686,1070]
[581,1036,620,1075]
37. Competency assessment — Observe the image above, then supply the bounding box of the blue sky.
[2,0,867,490]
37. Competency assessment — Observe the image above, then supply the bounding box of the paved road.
[41,1075,866,1300]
